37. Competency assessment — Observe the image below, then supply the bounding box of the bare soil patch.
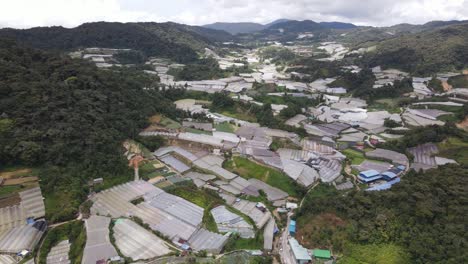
[3,176,38,185]
[0,168,32,179]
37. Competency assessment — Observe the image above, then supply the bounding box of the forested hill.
[297,165,468,263]
[0,22,232,63]
[361,23,468,74]
[0,38,176,176]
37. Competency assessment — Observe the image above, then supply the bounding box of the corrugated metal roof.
[289,238,311,261]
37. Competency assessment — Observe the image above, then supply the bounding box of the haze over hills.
[204,19,357,35]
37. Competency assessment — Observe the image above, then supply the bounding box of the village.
[0,37,466,264]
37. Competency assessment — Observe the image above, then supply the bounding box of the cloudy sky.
[1,0,467,29]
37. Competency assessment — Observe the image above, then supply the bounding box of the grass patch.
[437,137,468,165]
[339,243,411,264]
[269,137,301,151]
[185,127,212,135]
[342,149,366,165]
[368,99,402,114]
[224,231,264,251]
[39,221,86,264]
[215,122,237,133]
[160,116,181,129]
[224,156,304,197]
[166,183,224,232]
[221,110,257,123]
[44,191,80,223]
[0,185,23,196]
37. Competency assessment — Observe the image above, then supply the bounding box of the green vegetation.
[259,46,296,64]
[215,122,236,133]
[135,135,165,153]
[159,116,182,129]
[448,74,468,88]
[170,58,228,81]
[379,123,467,154]
[224,156,305,197]
[427,77,444,93]
[437,137,468,164]
[384,118,401,128]
[363,24,468,74]
[342,149,365,165]
[339,243,411,264]
[39,221,86,264]
[0,185,22,196]
[297,165,467,263]
[0,22,234,63]
[269,137,301,151]
[166,183,224,232]
[289,58,342,82]
[114,50,146,64]
[224,232,264,251]
[0,40,182,222]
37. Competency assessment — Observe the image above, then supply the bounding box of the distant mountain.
[264,19,292,28]
[363,23,468,74]
[203,22,265,35]
[319,21,357,29]
[265,20,325,33]
[0,22,233,63]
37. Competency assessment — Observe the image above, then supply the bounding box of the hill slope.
[363,23,468,74]
[297,165,467,263]
[0,39,178,220]
[0,22,232,62]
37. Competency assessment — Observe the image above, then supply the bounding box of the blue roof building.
[358,170,382,183]
[397,165,406,171]
[289,220,296,235]
[381,171,397,181]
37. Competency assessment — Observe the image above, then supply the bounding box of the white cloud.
[0,0,467,29]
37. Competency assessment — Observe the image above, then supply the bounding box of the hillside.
[297,165,468,263]
[203,22,265,35]
[362,23,468,74]
[339,20,468,48]
[0,22,232,63]
[0,39,177,220]
[319,21,357,29]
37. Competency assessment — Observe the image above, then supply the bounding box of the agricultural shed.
[210,206,254,238]
[82,216,118,264]
[247,179,288,201]
[0,255,15,264]
[18,187,45,219]
[187,228,229,254]
[46,240,70,264]
[289,238,311,263]
[229,199,271,229]
[366,148,409,166]
[0,220,45,253]
[160,155,190,173]
[263,217,276,251]
[113,219,171,260]
[154,146,198,162]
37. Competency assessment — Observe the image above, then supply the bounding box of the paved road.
[278,213,296,264]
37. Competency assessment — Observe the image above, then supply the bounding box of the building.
[381,171,397,181]
[289,238,312,264]
[289,220,296,235]
[313,249,331,260]
[358,170,382,183]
